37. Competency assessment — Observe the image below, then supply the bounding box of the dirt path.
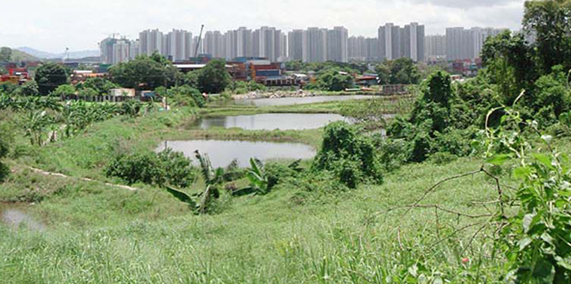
[26,166,139,191]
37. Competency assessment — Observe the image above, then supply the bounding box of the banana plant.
[231,158,269,197]
[165,150,224,214]
[23,110,52,146]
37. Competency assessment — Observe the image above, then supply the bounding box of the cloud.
[0,0,527,53]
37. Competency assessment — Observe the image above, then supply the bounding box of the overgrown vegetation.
[312,121,383,188]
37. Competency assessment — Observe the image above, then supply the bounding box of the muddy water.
[234,95,375,106]
[193,113,347,131]
[0,203,46,232]
[157,140,316,168]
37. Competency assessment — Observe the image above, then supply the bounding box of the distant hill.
[17,47,100,59]
[0,47,39,62]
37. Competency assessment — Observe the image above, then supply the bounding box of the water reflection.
[194,113,346,130]
[157,140,316,168]
[0,203,46,232]
[234,95,375,106]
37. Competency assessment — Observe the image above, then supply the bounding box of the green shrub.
[375,137,411,172]
[427,152,458,165]
[121,100,142,117]
[105,149,195,188]
[167,85,205,107]
[105,152,163,185]
[312,121,383,188]
[157,149,196,188]
[265,162,299,190]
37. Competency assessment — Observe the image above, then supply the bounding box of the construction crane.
[194,24,205,61]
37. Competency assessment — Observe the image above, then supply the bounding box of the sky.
[1,0,527,53]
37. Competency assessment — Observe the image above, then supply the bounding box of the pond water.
[193,113,347,130]
[0,203,46,232]
[234,95,375,106]
[157,140,316,168]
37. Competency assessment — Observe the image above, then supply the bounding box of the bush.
[427,152,458,165]
[105,149,196,188]
[121,100,142,117]
[167,85,205,107]
[375,137,411,172]
[105,152,163,185]
[50,84,76,97]
[15,81,39,96]
[312,121,383,188]
[265,162,299,190]
[157,149,196,188]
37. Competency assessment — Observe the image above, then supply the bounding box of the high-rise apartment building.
[378,23,424,61]
[166,29,192,61]
[424,35,446,60]
[204,31,225,58]
[99,37,117,64]
[348,36,366,61]
[326,27,349,63]
[139,29,164,56]
[303,28,327,63]
[236,27,253,58]
[446,27,506,60]
[288,30,304,61]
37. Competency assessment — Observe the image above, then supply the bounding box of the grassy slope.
[1,150,513,283]
[1,100,569,282]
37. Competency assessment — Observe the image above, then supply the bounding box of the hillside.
[0,47,39,62]
[10,49,39,62]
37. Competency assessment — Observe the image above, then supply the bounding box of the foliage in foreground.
[480,103,571,282]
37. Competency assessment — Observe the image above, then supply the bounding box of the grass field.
[0,96,568,283]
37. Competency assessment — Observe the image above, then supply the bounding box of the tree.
[35,62,69,95]
[81,77,118,95]
[523,0,571,73]
[481,32,536,103]
[375,58,420,85]
[197,59,231,94]
[285,60,304,71]
[0,47,12,63]
[376,64,391,85]
[314,68,354,91]
[109,53,182,90]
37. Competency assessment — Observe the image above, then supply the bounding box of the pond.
[234,95,375,106]
[193,113,347,130]
[0,203,46,232]
[157,140,316,168]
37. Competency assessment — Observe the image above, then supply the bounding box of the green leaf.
[519,237,533,251]
[523,213,535,233]
[532,153,553,169]
[487,154,511,166]
[513,167,532,179]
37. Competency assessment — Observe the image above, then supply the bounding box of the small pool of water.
[194,113,347,130]
[234,95,375,106]
[157,140,316,168]
[0,203,46,232]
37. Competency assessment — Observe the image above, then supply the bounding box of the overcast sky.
[1,0,527,53]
